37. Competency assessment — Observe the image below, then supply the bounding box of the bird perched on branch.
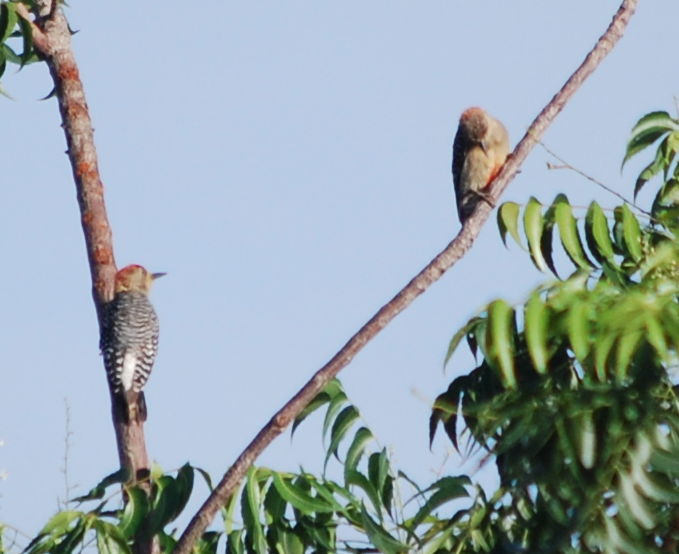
[452,107,510,224]
[100,264,165,424]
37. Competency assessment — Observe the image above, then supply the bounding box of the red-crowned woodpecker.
[100,264,165,424]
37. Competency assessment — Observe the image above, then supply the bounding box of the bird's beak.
[480,141,488,155]
[152,272,167,280]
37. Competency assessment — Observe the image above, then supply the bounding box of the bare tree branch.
[173,1,638,552]
[21,3,151,481]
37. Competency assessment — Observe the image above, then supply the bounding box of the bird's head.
[460,107,490,146]
[114,264,166,294]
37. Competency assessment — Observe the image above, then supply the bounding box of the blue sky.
[1,0,677,538]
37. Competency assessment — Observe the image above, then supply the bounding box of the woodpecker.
[100,264,165,424]
[452,107,510,224]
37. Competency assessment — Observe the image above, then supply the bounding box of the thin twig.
[173,2,638,552]
[540,141,651,215]
[59,398,75,508]
[0,522,32,553]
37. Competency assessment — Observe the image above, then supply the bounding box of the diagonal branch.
[21,3,151,481]
[174,1,639,552]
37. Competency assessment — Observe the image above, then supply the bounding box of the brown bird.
[452,107,510,224]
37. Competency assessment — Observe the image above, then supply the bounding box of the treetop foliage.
[431,108,679,553]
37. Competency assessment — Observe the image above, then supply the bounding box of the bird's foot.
[473,189,496,209]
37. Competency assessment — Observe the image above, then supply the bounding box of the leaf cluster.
[0,1,39,88]
[12,381,486,554]
[225,380,476,554]
[20,464,211,554]
[431,109,679,553]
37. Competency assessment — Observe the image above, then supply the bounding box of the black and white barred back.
[100,291,160,421]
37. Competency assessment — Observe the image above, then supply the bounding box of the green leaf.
[195,466,214,491]
[584,201,615,264]
[429,377,466,451]
[291,392,330,438]
[575,410,597,469]
[47,518,88,554]
[567,298,590,363]
[618,472,655,529]
[224,481,243,535]
[241,468,267,554]
[443,316,482,368]
[541,200,559,276]
[150,462,164,481]
[196,531,221,554]
[615,330,643,382]
[150,465,197,533]
[524,292,549,374]
[306,478,348,515]
[301,521,335,551]
[292,379,344,438]
[72,468,130,502]
[368,449,390,497]
[634,136,668,198]
[345,469,382,516]
[263,478,287,521]
[226,529,245,554]
[2,43,19,64]
[467,318,483,360]
[497,202,524,249]
[622,111,678,168]
[0,3,18,44]
[272,473,334,514]
[17,13,33,67]
[382,475,394,517]
[594,331,615,382]
[554,194,593,270]
[149,476,175,533]
[650,448,679,474]
[621,204,642,262]
[420,525,456,554]
[118,487,149,539]
[94,521,131,554]
[523,197,548,272]
[486,299,516,388]
[407,476,470,530]
[644,314,668,361]
[344,427,374,476]
[176,464,195,506]
[322,390,348,442]
[325,405,359,468]
[359,505,408,554]
[279,529,304,554]
[24,511,82,554]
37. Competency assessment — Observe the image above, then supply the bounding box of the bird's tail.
[115,390,148,424]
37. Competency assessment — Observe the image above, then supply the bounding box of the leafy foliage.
[8,380,483,554]
[622,111,679,199]
[432,108,679,553]
[0,1,40,95]
[17,464,210,554]
[223,380,477,554]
